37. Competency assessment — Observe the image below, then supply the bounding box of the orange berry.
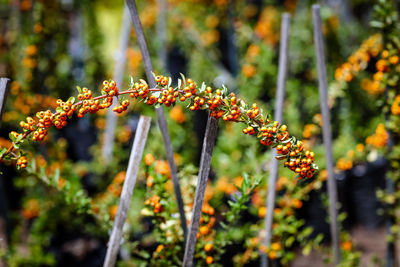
[204,243,213,252]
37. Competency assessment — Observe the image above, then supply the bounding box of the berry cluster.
[2,74,318,178]
[17,156,28,168]
[145,195,164,213]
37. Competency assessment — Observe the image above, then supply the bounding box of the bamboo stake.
[125,0,188,240]
[103,116,151,267]
[261,13,290,267]
[182,115,218,267]
[312,5,341,264]
[102,4,131,163]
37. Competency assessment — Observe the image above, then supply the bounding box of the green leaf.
[53,169,60,186]
[370,20,384,28]
[0,148,6,158]
[130,76,134,87]
[199,82,206,93]
[67,97,75,104]
[167,77,172,88]
[9,133,16,142]
[285,236,295,247]
[76,86,82,94]
[302,244,312,255]
[179,73,186,86]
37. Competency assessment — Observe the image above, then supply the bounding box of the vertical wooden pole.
[182,116,218,267]
[103,116,151,267]
[125,0,188,241]
[156,0,167,71]
[0,78,9,267]
[312,4,341,264]
[385,144,396,267]
[261,13,290,267]
[0,78,10,125]
[102,4,131,163]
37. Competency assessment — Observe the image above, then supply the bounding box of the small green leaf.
[179,73,186,86]
[76,86,82,94]
[167,77,172,88]
[67,97,75,104]
[302,244,312,255]
[0,148,6,158]
[200,82,206,93]
[9,133,16,142]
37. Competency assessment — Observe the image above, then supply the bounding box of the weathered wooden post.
[0,78,10,125]
[103,116,151,267]
[102,4,131,163]
[125,0,188,240]
[182,116,219,267]
[156,0,167,71]
[261,13,290,267]
[312,4,341,264]
[0,78,10,267]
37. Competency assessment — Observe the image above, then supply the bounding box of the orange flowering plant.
[0,74,318,180]
[129,156,262,266]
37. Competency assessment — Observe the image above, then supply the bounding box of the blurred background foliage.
[0,0,398,266]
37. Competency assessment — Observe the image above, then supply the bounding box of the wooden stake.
[182,116,218,267]
[261,13,290,267]
[102,4,131,163]
[125,0,188,240]
[312,4,341,264]
[103,116,151,267]
[0,78,10,267]
[0,78,10,125]
[156,0,167,71]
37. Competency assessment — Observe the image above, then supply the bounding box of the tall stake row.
[261,5,341,266]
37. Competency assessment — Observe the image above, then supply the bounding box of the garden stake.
[385,135,396,267]
[156,0,167,71]
[102,4,131,163]
[384,85,396,266]
[103,116,151,267]
[125,0,188,241]
[182,115,219,267]
[0,78,10,125]
[261,13,290,267]
[312,5,341,264]
[0,78,10,267]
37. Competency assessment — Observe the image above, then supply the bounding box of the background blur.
[0,0,398,266]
